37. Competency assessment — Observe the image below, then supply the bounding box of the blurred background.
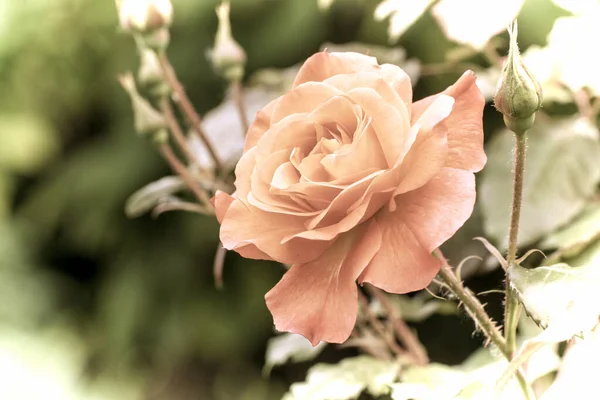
[0,0,595,399]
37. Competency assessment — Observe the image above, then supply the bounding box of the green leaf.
[282,356,400,400]
[498,251,600,393]
[480,117,600,249]
[124,176,187,218]
[263,333,326,376]
[371,293,456,323]
[541,203,600,259]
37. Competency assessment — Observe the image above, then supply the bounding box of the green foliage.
[283,356,400,400]
[480,117,600,249]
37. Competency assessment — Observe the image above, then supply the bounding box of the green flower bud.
[119,73,168,143]
[208,1,247,82]
[137,48,170,98]
[494,22,543,135]
[116,0,173,33]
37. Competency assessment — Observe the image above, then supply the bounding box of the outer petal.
[292,52,379,88]
[211,190,234,224]
[359,167,476,293]
[245,98,278,151]
[220,199,330,264]
[411,71,486,172]
[265,220,382,345]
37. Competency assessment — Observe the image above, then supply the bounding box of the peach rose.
[212,51,486,345]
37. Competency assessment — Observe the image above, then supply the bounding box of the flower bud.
[137,48,170,98]
[494,22,543,135]
[116,0,173,33]
[119,73,168,144]
[208,1,247,82]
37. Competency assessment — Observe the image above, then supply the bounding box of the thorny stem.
[159,143,212,211]
[435,250,534,400]
[505,134,527,356]
[365,285,429,365]
[357,290,406,358]
[157,52,223,170]
[231,79,250,136]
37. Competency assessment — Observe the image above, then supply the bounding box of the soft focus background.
[1,0,599,399]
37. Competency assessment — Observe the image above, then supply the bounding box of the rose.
[213,51,486,345]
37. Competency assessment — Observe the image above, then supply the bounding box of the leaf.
[541,203,600,259]
[498,252,600,393]
[539,326,600,400]
[390,364,467,400]
[370,293,456,323]
[374,0,435,43]
[479,117,600,249]
[263,333,326,376]
[124,176,186,218]
[282,355,400,400]
[432,0,525,50]
[189,87,278,169]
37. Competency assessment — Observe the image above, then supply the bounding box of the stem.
[505,134,527,355]
[159,143,212,209]
[157,52,222,170]
[231,79,249,136]
[357,290,406,358]
[365,285,429,365]
[435,250,534,400]
[160,98,203,167]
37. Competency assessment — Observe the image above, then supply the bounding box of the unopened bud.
[209,1,247,82]
[138,48,170,98]
[116,0,173,33]
[494,22,543,135]
[119,73,168,143]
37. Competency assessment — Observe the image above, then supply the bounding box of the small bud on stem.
[494,22,542,135]
[119,73,168,144]
[209,1,247,82]
[116,0,173,33]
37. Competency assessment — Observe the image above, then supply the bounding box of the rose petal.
[265,220,382,345]
[346,87,410,166]
[412,71,486,172]
[212,190,234,224]
[395,167,476,252]
[270,82,343,124]
[245,98,278,151]
[220,199,330,264]
[292,52,379,88]
[359,167,476,293]
[358,217,441,294]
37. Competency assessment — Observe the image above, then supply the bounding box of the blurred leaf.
[125,176,186,218]
[190,86,277,169]
[390,363,467,400]
[539,326,600,400]
[500,254,600,392]
[371,293,456,323]
[283,355,400,400]
[263,333,327,375]
[480,117,600,249]
[0,114,60,174]
[432,0,525,50]
[541,203,600,256]
[374,0,434,43]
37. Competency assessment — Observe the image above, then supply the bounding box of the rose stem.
[231,79,249,136]
[159,142,212,211]
[212,244,227,290]
[435,249,534,400]
[160,97,203,166]
[365,285,429,365]
[505,133,527,356]
[157,51,223,170]
[357,290,406,358]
